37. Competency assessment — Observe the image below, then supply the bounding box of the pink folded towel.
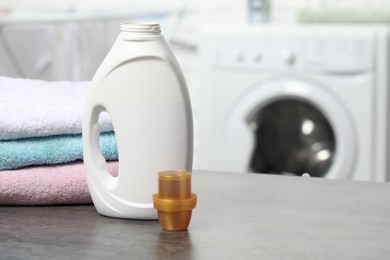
[0,161,118,205]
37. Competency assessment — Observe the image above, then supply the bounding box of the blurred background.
[2,0,390,181]
[3,0,390,81]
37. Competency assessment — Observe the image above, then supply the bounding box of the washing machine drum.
[249,99,336,177]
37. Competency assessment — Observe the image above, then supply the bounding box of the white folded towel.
[0,77,113,140]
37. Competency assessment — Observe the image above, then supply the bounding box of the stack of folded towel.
[0,77,119,205]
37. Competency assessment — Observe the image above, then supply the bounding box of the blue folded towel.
[0,132,118,170]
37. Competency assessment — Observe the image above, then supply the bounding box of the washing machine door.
[221,78,356,179]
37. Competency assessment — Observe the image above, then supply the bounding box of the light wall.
[2,0,390,82]
[3,0,390,43]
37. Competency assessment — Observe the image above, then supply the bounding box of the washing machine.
[197,25,390,181]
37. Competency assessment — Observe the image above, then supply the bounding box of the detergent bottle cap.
[153,170,197,231]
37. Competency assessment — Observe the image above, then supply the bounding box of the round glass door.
[220,78,355,179]
[249,99,335,177]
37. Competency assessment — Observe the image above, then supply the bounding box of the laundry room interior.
[1,0,390,184]
[2,1,390,258]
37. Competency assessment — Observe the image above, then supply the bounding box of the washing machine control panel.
[212,34,373,73]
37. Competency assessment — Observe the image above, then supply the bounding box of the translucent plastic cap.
[153,170,197,231]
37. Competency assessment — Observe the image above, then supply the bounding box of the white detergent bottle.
[82,23,193,220]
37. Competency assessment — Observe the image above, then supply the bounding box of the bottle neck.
[119,23,162,40]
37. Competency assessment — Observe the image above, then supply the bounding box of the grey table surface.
[1,170,390,260]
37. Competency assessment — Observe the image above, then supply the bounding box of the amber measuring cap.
[152,170,197,231]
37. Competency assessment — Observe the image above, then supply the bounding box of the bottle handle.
[84,104,117,189]
[83,102,156,218]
